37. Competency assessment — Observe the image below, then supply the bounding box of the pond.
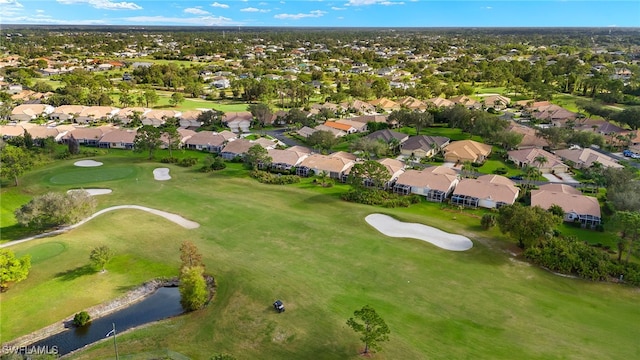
[23,287,183,357]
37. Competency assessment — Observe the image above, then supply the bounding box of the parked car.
[623,149,634,157]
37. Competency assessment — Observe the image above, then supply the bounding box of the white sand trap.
[74,160,103,167]
[365,213,473,251]
[153,168,171,181]
[67,188,113,196]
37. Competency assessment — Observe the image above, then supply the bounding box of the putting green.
[15,242,67,264]
[49,166,136,185]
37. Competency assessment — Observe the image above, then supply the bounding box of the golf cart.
[273,300,285,313]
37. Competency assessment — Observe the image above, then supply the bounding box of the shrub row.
[341,189,421,208]
[161,157,198,167]
[249,170,300,185]
[524,236,640,285]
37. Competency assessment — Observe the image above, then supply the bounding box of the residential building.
[507,148,569,173]
[393,166,458,202]
[555,148,623,169]
[531,184,601,228]
[401,135,451,159]
[444,140,492,163]
[452,174,519,209]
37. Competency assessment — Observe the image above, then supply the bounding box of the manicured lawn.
[2,157,640,360]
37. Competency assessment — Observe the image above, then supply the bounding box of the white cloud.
[10,14,107,25]
[346,0,403,5]
[36,9,45,13]
[274,10,326,20]
[210,2,229,8]
[184,7,209,15]
[124,15,236,26]
[259,2,268,5]
[56,0,142,10]
[241,7,270,13]
[0,0,24,17]
[0,0,23,7]
[331,6,346,10]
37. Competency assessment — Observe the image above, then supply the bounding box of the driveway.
[264,128,305,147]
[542,172,579,184]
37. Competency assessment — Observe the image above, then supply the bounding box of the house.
[178,110,203,128]
[336,119,368,133]
[75,106,120,124]
[252,137,278,150]
[507,148,569,173]
[314,124,347,138]
[343,158,405,189]
[98,128,137,149]
[10,104,54,122]
[224,112,253,133]
[369,98,401,112]
[49,105,87,122]
[401,135,451,159]
[397,96,428,111]
[529,104,576,123]
[211,76,231,89]
[62,126,113,146]
[393,166,458,202]
[425,97,455,108]
[444,140,492,164]
[264,148,309,172]
[25,126,64,144]
[555,148,623,169]
[451,174,519,209]
[366,129,409,145]
[507,122,548,149]
[482,95,511,110]
[297,126,317,138]
[339,100,376,115]
[117,107,150,124]
[449,95,481,109]
[531,184,601,228]
[184,131,227,152]
[323,121,357,134]
[220,138,254,160]
[286,145,313,154]
[295,152,355,179]
[0,124,26,139]
[142,109,181,127]
[348,114,389,125]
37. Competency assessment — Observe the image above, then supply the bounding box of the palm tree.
[533,155,548,171]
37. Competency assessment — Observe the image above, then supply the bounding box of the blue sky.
[0,1,638,27]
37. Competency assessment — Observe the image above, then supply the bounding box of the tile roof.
[532,184,600,218]
[395,166,458,192]
[453,174,519,205]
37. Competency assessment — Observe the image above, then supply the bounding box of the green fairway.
[1,156,639,359]
[48,166,137,185]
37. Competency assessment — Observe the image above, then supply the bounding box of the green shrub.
[161,157,179,164]
[73,311,91,327]
[249,170,300,185]
[481,213,497,229]
[178,157,198,167]
[493,167,508,175]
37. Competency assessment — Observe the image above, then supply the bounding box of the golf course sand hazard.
[365,213,473,251]
[74,160,103,167]
[153,168,171,181]
[67,189,113,196]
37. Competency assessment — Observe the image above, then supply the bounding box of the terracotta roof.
[221,138,253,154]
[298,153,355,173]
[444,140,492,162]
[555,148,622,169]
[99,129,137,143]
[426,97,455,108]
[184,131,226,146]
[395,166,457,192]
[453,174,519,205]
[507,122,548,148]
[25,126,60,139]
[397,96,427,110]
[0,124,25,137]
[323,121,354,132]
[330,151,358,161]
[531,184,600,218]
[267,148,308,166]
[286,145,313,154]
[369,98,400,110]
[336,119,367,130]
[507,148,567,169]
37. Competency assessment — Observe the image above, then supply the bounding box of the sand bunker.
[153,168,171,181]
[365,213,473,251]
[74,160,103,167]
[67,189,113,196]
